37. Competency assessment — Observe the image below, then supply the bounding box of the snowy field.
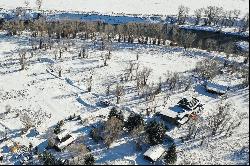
[0,0,249,17]
[0,29,249,164]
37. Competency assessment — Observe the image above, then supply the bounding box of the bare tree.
[166,72,180,91]
[19,51,27,70]
[136,52,140,61]
[177,5,190,25]
[106,84,111,96]
[195,58,221,80]
[104,116,124,147]
[36,0,43,10]
[126,61,136,81]
[79,44,88,59]
[241,13,249,32]
[207,100,241,137]
[136,67,152,95]
[179,31,196,50]
[18,108,50,133]
[86,74,93,92]
[204,6,223,26]
[115,83,125,104]
[20,113,34,131]
[101,53,109,66]
[194,8,204,25]
[140,67,152,86]
[24,0,30,8]
[223,9,241,27]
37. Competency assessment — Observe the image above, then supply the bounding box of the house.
[177,97,203,111]
[144,144,166,162]
[54,130,76,151]
[175,97,204,125]
[205,81,229,95]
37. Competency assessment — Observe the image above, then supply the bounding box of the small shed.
[143,145,166,162]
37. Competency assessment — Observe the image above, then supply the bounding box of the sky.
[0,0,249,17]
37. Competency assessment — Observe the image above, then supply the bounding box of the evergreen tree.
[164,144,177,165]
[108,107,124,121]
[125,113,144,132]
[84,154,95,165]
[146,121,166,145]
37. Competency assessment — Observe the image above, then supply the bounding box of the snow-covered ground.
[0,28,248,164]
[0,0,249,17]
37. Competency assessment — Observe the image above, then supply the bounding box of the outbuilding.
[205,81,229,95]
[54,130,76,151]
[143,145,166,162]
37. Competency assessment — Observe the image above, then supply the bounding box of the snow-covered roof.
[143,144,166,162]
[56,135,76,150]
[179,25,221,32]
[177,116,189,125]
[206,81,228,94]
[177,112,188,119]
[236,41,249,52]
[158,109,178,119]
[57,130,70,141]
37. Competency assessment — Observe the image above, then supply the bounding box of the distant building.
[143,144,166,162]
